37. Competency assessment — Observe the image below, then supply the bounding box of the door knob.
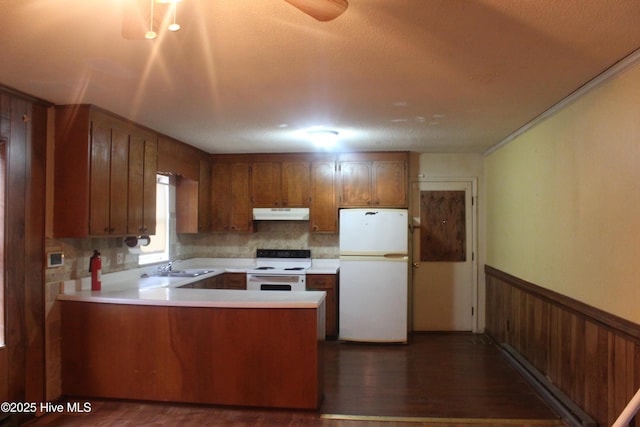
[412,262,419,268]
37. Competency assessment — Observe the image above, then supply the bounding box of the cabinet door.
[142,139,157,234]
[211,162,231,231]
[211,161,252,232]
[128,131,157,235]
[109,127,129,235]
[198,158,212,232]
[372,160,407,207]
[127,134,145,234]
[251,162,281,207]
[223,273,247,290]
[310,161,337,233]
[306,274,338,338]
[176,177,199,233]
[89,120,112,235]
[282,161,310,207]
[338,161,371,206]
[89,121,128,235]
[229,162,252,231]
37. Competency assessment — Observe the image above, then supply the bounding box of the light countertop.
[58,287,326,308]
[57,257,338,308]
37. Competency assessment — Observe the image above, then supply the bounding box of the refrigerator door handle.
[384,253,408,259]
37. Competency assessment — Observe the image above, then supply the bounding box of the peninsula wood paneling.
[485,265,640,427]
[61,301,324,410]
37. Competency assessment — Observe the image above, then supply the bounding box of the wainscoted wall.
[485,265,640,427]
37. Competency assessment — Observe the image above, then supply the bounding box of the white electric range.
[246,249,311,291]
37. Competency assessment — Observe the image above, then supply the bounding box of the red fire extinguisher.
[89,250,102,291]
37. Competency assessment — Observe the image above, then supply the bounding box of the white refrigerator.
[339,208,409,343]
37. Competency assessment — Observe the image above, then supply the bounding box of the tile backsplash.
[45,220,338,284]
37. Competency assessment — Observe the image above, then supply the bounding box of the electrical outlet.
[117,253,124,265]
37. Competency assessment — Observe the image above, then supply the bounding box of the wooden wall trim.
[485,265,640,426]
[485,265,640,342]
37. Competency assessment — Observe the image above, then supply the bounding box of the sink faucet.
[157,260,179,275]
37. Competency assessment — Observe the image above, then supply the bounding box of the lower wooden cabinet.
[180,273,246,290]
[179,273,335,337]
[306,273,338,339]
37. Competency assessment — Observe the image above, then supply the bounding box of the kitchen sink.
[157,269,215,278]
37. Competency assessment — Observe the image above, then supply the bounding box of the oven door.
[246,274,305,291]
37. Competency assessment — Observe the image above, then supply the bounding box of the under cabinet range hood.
[252,207,310,221]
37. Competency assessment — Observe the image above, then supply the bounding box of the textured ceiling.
[1,0,640,154]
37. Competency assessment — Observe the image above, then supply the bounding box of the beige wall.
[485,61,640,324]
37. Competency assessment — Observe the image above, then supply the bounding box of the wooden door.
[372,160,407,206]
[309,161,337,233]
[338,160,371,206]
[281,161,310,207]
[412,181,476,331]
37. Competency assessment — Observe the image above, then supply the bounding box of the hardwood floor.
[22,334,564,427]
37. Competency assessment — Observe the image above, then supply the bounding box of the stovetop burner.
[248,249,312,275]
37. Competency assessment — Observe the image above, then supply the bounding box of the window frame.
[138,174,170,266]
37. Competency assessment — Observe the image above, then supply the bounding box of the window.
[139,174,170,265]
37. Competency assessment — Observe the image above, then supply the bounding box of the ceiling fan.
[122,0,348,40]
[284,0,349,22]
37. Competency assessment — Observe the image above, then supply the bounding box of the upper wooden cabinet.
[309,159,337,233]
[127,128,157,235]
[198,157,212,232]
[251,155,310,208]
[157,135,200,180]
[54,105,158,237]
[175,155,212,234]
[338,152,408,207]
[211,156,252,232]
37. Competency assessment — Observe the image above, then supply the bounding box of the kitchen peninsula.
[58,268,327,410]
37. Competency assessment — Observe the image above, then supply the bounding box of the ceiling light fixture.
[145,0,157,39]
[307,129,339,148]
[168,2,181,32]
[146,0,182,39]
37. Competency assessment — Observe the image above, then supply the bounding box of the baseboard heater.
[501,343,597,427]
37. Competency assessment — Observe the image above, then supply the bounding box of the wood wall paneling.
[485,265,640,427]
[0,86,48,418]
